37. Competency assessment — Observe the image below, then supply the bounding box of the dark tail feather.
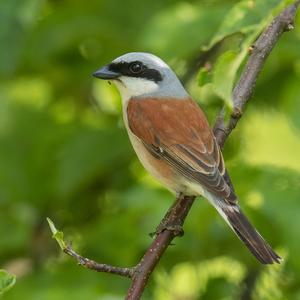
[221,205,281,264]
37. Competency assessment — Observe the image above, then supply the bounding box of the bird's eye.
[129,62,143,74]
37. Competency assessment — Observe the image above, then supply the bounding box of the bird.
[92,52,281,264]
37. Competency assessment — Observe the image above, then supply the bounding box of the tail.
[210,197,281,264]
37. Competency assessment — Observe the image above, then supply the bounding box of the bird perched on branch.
[93,52,281,264]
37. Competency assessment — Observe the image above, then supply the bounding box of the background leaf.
[0,270,16,295]
[203,0,290,107]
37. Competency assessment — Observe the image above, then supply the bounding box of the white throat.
[113,77,159,102]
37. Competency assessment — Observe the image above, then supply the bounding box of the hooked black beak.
[92,65,120,80]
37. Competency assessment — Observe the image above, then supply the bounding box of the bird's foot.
[149,223,184,238]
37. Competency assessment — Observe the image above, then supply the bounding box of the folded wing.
[127,97,236,202]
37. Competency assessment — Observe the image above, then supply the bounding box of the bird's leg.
[150,193,190,237]
[155,224,184,237]
[157,192,185,236]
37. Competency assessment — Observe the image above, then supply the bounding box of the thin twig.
[63,245,134,278]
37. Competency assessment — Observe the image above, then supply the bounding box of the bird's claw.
[149,224,184,238]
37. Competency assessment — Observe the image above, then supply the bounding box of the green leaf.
[207,0,287,50]
[207,0,291,108]
[212,51,238,108]
[0,269,16,295]
[47,218,66,250]
[197,65,212,87]
[211,35,252,108]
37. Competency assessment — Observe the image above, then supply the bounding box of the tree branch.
[51,2,300,299]
[126,194,195,299]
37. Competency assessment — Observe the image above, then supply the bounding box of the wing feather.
[127,97,237,203]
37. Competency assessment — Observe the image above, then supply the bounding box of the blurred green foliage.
[1,0,300,299]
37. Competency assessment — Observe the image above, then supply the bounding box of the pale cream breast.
[122,100,188,194]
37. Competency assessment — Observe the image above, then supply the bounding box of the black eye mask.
[108,61,163,83]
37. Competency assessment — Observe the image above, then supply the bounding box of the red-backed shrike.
[93,52,280,264]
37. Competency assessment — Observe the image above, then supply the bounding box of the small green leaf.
[0,270,16,295]
[212,51,238,109]
[197,65,212,87]
[47,218,66,250]
[212,32,256,109]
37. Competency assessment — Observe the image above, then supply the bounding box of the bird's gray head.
[93,52,188,101]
